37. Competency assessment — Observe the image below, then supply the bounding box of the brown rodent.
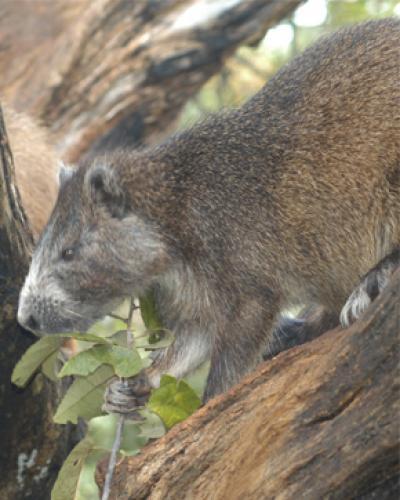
[3,105,58,239]
[18,19,400,402]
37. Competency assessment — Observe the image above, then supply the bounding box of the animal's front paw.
[340,250,399,327]
[103,372,152,419]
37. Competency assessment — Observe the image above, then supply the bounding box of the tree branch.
[0,107,32,264]
[0,0,303,162]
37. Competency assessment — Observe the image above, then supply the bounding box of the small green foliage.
[88,317,127,338]
[61,333,111,344]
[90,344,144,378]
[51,437,106,500]
[58,349,103,378]
[12,302,204,500]
[120,420,149,456]
[134,329,174,350]
[103,345,143,378]
[58,344,143,379]
[11,332,111,388]
[87,415,145,453]
[139,290,164,333]
[54,365,114,424]
[136,409,166,439]
[148,375,201,429]
[41,350,61,382]
[12,336,63,387]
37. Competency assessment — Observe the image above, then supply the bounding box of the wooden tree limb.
[0,107,32,264]
[0,0,303,161]
[0,106,75,500]
[97,270,400,499]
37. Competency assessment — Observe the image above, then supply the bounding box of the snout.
[17,293,56,334]
[17,288,77,335]
[17,275,122,335]
[17,304,41,334]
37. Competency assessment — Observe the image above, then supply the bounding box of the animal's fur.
[18,19,400,401]
[263,307,339,361]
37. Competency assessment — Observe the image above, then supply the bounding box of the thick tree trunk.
[97,270,400,499]
[0,0,303,162]
[0,108,75,500]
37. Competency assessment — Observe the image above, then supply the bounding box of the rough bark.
[98,270,400,499]
[0,107,74,500]
[0,0,303,162]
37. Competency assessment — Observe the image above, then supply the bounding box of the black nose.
[26,314,39,331]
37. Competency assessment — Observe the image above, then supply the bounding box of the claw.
[340,249,399,327]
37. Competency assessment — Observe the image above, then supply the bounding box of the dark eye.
[61,247,75,261]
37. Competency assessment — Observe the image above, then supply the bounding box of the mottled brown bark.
[98,270,400,499]
[0,107,74,500]
[0,0,303,162]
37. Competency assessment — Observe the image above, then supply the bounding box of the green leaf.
[93,345,143,378]
[183,361,209,399]
[87,414,121,451]
[54,365,114,424]
[88,415,148,457]
[106,345,143,378]
[12,336,63,387]
[135,329,174,350]
[58,342,143,379]
[106,329,129,346]
[75,448,105,500]
[121,419,149,456]
[58,333,111,344]
[139,290,163,332]
[137,409,166,439]
[41,350,61,382]
[58,349,103,378]
[148,375,201,429]
[12,332,112,388]
[51,437,106,500]
[88,317,127,338]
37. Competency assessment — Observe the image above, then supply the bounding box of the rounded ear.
[84,164,126,218]
[58,161,75,188]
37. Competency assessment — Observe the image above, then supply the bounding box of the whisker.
[62,307,87,319]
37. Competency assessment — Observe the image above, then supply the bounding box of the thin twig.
[126,299,136,347]
[108,306,138,323]
[101,415,124,500]
[101,297,136,500]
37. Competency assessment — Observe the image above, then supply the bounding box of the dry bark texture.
[98,270,400,499]
[0,0,303,162]
[0,107,75,500]
[3,105,59,239]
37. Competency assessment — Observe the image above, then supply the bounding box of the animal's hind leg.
[204,298,278,402]
[263,306,339,361]
[340,248,400,327]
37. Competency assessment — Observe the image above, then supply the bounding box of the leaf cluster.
[12,293,203,499]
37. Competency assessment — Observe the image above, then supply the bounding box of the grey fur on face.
[18,160,170,334]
